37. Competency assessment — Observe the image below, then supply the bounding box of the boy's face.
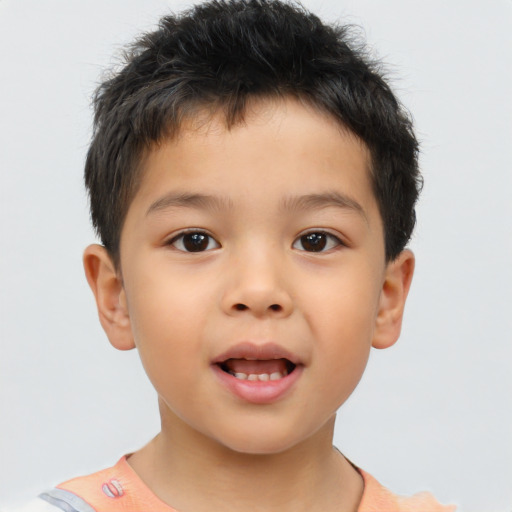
[85,98,413,455]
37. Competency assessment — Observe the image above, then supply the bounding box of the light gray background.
[1,1,511,510]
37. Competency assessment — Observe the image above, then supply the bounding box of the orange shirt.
[30,457,455,512]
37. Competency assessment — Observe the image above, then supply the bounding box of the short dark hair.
[85,0,421,265]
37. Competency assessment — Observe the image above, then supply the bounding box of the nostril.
[233,303,282,312]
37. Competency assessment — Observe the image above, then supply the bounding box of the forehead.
[146,98,369,179]
[128,97,380,229]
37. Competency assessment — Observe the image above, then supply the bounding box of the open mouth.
[218,358,297,381]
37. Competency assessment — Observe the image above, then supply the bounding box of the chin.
[224,437,300,456]
[210,422,315,456]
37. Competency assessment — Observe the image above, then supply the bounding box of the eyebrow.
[281,192,368,223]
[146,192,234,216]
[146,190,367,222]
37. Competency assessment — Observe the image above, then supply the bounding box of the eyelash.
[166,230,344,253]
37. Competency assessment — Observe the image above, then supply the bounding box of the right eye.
[168,231,220,252]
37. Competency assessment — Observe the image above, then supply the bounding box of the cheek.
[304,267,380,394]
[304,265,381,341]
[126,256,211,333]
[312,312,372,417]
[123,264,214,383]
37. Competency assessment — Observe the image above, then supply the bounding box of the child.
[9,0,456,510]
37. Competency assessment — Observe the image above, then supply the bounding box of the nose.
[221,249,293,318]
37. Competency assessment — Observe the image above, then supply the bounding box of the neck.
[128,409,363,512]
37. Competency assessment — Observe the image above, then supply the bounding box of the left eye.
[169,231,220,252]
[292,232,342,252]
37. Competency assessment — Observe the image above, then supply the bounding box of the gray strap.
[38,490,95,512]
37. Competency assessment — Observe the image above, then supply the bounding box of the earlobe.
[83,244,135,351]
[372,249,415,350]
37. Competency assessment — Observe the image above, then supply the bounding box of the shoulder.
[3,457,177,512]
[1,498,67,512]
[2,489,97,512]
[357,469,457,512]
[2,459,128,512]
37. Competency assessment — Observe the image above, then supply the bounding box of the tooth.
[258,373,270,381]
[270,372,283,381]
[247,374,259,381]
[235,372,248,380]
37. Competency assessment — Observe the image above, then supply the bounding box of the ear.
[372,249,415,350]
[83,244,135,351]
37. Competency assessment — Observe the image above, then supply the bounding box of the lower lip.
[212,365,303,404]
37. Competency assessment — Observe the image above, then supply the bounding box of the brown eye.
[293,232,341,252]
[170,231,220,252]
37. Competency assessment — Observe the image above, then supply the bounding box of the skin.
[84,97,414,512]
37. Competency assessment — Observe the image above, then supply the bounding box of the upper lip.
[212,342,302,365]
